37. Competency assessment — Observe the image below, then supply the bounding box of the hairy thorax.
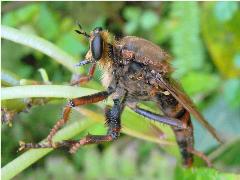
[102,60,164,102]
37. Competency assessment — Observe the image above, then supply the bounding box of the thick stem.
[1,25,77,73]
[1,119,95,180]
[1,85,98,100]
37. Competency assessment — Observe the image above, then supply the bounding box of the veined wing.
[157,76,224,144]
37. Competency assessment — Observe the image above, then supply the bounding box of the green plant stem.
[1,119,95,180]
[1,69,20,86]
[1,85,98,100]
[1,85,178,178]
[1,85,176,146]
[1,85,97,179]
[208,138,240,161]
[1,25,77,73]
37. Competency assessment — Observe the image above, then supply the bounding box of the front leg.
[71,63,96,85]
[20,98,123,153]
[19,90,112,151]
[69,99,123,153]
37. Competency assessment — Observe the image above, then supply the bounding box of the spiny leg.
[69,99,123,153]
[19,134,115,153]
[20,98,123,153]
[19,91,111,151]
[135,99,205,167]
[71,63,96,85]
[47,91,111,144]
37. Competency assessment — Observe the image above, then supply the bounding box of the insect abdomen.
[173,109,194,167]
[156,93,194,167]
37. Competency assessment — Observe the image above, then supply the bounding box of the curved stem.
[1,119,95,180]
[1,85,177,178]
[1,85,98,100]
[1,25,77,73]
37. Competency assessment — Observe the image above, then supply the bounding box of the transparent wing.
[157,76,224,144]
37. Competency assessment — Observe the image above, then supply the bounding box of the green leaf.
[152,20,172,44]
[1,119,95,180]
[84,148,102,179]
[201,2,240,78]
[171,2,205,77]
[36,3,59,40]
[214,2,238,23]
[123,6,141,21]
[124,21,138,35]
[223,79,240,108]
[2,4,39,27]
[102,146,118,178]
[180,72,220,96]
[1,25,77,73]
[175,167,238,179]
[56,33,87,57]
[45,157,77,180]
[123,6,142,34]
[233,53,240,68]
[140,10,159,30]
[118,146,137,177]
[1,40,33,78]
[194,94,240,151]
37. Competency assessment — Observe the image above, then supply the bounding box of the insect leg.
[71,63,96,85]
[187,147,212,167]
[129,106,187,129]
[75,23,90,38]
[68,99,123,153]
[20,99,123,153]
[47,90,110,143]
[155,93,194,167]
[19,91,111,151]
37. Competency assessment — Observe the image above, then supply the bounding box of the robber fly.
[20,25,223,167]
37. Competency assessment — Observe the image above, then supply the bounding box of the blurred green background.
[1,1,240,179]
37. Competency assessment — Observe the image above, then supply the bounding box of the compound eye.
[91,35,103,60]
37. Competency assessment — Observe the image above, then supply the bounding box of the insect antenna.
[75,22,90,38]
